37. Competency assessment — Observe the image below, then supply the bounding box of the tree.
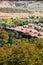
[8,31,15,44]
[0,30,9,46]
[0,48,9,65]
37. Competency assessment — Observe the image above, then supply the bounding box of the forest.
[0,29,43,65]
[0,17,43,65]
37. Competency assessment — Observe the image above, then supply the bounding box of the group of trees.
[30,16,43,24]
[0,18,27,27]
[0,16,43,28]
[0,17,43,65]
[0,29,31,46]
[0,30,20,46]
[0,29,43,65]
[0,39,43,65]
[0,30,9,46]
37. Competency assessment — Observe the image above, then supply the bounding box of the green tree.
[0,48,9,65]
[0,30,9,46]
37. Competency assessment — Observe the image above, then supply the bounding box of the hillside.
[0,1,43,13]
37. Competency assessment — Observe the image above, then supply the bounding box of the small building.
[23,25,28,28]
[38,23,42,26]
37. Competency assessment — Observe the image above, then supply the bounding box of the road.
[0,12,43,18]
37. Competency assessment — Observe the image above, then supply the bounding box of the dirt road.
[0,12,43,18]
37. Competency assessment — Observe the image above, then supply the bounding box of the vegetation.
[0,16,43,27]
[0,30,9,46]
[0,29,43,65]
[0,8,29,13]
[0,17,43,65]
[0,18,27,27]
